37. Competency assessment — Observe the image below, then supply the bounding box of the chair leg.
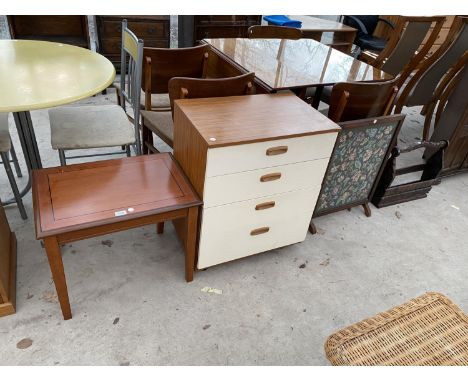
[147,131,154,154]
[1,152,27,220]
[363,203,372,217]
[9,141,23,178]
[116,87,122,107]
[157,222,164,234]
[142,122,149,155]
[126,145,131,157]
[58,150,67,166]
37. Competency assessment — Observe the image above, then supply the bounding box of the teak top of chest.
[32,154,201,238]
[174,93,341,148]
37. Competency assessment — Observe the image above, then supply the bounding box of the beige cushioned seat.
[114,83,170,110]
[0,113,11,153]
[140,93,171,110]
[49,105,135,150]
[140,110,174,147]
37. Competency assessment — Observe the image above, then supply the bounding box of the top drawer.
[205,133,337,177]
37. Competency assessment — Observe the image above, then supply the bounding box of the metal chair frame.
[57,19,143,165]
[120,19,144,155]
[0,114,27,219]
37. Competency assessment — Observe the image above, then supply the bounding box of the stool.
[325,292,468,365]
[32,154,202,320]
[0,112,27,220]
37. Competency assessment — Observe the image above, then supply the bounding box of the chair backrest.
[426,63,468,171]
[373,16,446,87]
[247,25,302,40]
[395,16,468,111]
[7,15,90,49]
[328,79,399,123]
[168,73,256,117]
[119,19,144,153]
[142,45,210,95]
[342,15,380,36]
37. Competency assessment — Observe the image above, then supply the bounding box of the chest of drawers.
[0,205,16,317]
[95,16,170,71]
[7,16,90,49]
[173,93,340,269]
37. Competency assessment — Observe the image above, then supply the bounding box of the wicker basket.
[325,292,468,365]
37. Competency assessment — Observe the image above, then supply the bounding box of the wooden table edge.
[203,128,342,148]
[35,201,202,240]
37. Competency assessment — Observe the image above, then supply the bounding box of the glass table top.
[205,38,393,90]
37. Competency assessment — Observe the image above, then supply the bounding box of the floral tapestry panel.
[315,122,398,214]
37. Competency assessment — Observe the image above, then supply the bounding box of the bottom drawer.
[197,187,319,268]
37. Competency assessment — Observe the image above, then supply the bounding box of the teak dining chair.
[363,16,446,88]
[326,79,398,123]
[394,16,468,139]
[424,62,468,176]
[141,45,211,111]
[421,51,468,141]
[0,113,27,219]
[247,25,303,40]
[48,19,143,165]
[116,44,211,112]
[141,72,256,154]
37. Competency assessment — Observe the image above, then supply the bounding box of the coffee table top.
[0,40,115,113]
[32,154,202,238]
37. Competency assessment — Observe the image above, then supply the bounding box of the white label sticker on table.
[114,210,127,217]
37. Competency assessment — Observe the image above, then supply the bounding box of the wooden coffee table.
[32,154,202,320]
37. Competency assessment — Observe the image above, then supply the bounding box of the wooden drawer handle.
[255,201,276,210]
[266,146,288,156]
[260,172,281,182]
[250,227,270,236]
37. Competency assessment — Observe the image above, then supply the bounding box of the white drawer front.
[203,158,329,207]
[206,133,337,177]
[197,188,319,268]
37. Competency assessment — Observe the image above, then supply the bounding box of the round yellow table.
[0,40,115,199]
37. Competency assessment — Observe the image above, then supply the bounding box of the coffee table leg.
[185,206,199,282]
[157,222,164,234]
[44,237,72,320]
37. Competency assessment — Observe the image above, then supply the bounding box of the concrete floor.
[1,87,467,365]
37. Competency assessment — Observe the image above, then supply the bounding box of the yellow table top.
[0,40,116,113]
